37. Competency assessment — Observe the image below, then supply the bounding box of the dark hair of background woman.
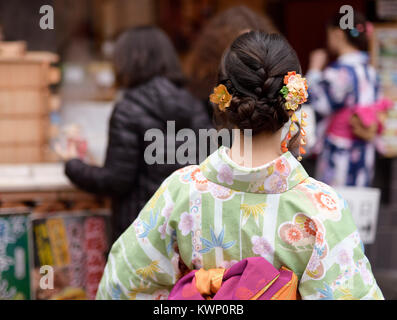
[214,31,302,136]
[328,11,369,52]
[113,26,185,88]
[185,6,277,101]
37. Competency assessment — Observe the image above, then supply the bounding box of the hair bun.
[226,95,289,134]
[215,32,301,135]
[236,97,256,123]
[257,67,266,78]
[254,87,263,95]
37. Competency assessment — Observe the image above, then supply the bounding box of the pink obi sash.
[327,98,393,140]
[168,257,299,300]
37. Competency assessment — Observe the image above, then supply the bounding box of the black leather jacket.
[65,77,212,241]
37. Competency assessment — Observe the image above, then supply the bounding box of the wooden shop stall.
[0,164,111,301]
[0,41,111,300]
[0,41,60,163]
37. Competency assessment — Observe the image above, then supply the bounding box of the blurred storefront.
[0,0,397,299]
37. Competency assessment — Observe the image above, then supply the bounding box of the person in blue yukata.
[306,11,389,187]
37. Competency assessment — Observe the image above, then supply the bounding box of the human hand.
[309,49,328,71]
[54,142,78,161]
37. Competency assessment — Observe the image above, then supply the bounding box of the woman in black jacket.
[61,26,211,241]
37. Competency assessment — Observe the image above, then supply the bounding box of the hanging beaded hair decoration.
[280,71,309,161]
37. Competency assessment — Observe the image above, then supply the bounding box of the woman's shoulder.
[169,164,204,186]
[159,164,201,192]
[298,176,338,195]
[281,177,359,255]
[290,176,350,222]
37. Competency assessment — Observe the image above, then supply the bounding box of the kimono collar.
[199,147,309,194]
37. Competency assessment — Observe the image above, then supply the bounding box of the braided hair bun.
[214,32,302,135]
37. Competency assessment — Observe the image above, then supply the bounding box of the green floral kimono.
[97,147,383,300]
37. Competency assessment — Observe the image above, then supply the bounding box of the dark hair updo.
[214,31,302,135]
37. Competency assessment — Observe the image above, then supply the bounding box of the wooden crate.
[0,47,59,164]
[0,117,47,144]
[0,51,60,88]
[0,63,59,88]
[0,41,27,58]
[23,52,59,64]
[0,89,50,116]
[0,144,43,163]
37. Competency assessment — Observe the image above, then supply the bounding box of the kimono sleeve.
[96,174,181,300]
[298,200,384,300]
[306,66,355,117]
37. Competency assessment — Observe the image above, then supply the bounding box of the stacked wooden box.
[0,41,60,163]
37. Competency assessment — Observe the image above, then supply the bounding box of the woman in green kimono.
[97,32,383,300]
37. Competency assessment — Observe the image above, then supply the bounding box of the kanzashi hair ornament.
[210,84,232,112]
[350,28,360,38]
[298,110,308,161]
[356,22,374,38]
[356,24,365,33]
[279,71,308,161]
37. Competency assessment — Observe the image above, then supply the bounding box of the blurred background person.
[1,0,396,300]
[57,26,211,241]
[184,5,277,120]
[306,11,390,187]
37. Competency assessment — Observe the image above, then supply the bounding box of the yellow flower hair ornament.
[280,71,309,161]
[210,84,232,112]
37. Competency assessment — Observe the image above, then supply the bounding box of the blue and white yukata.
[306,51,381,187]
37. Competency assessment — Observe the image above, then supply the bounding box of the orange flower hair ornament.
[210,84,232,112]
[280,71,309,161]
